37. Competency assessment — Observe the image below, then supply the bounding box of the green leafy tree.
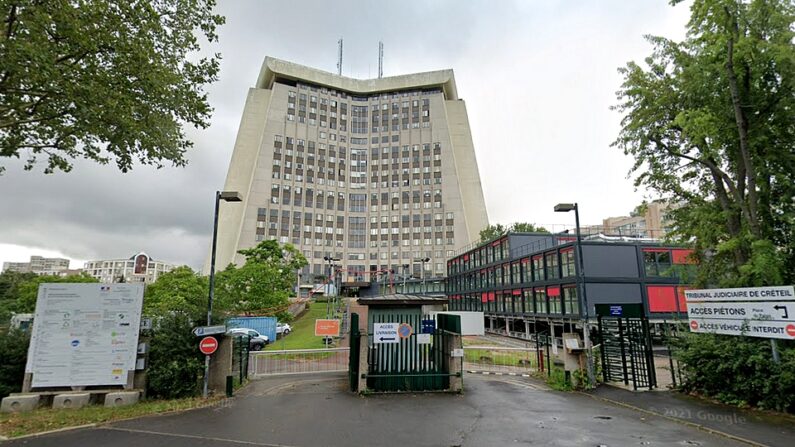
[216,241,308,318]
[613,0,795,287]
[0,328,30,398]
[143,266,208,322]
[9,272,97,316]
[0,0,225,174]
[146,313,204,398]
[479,222,549,242]
[0,270,37,323]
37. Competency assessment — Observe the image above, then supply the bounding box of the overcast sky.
[0,0,691,270]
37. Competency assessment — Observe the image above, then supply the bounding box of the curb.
[466,370,531,378]
[1,423,98,441]
[0,395,234,442]
[578,391,768,447]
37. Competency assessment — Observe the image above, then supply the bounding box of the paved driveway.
[4,373,750,447]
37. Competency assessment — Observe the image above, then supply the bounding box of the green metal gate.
[596,304,656,390]
[365,309,460,392]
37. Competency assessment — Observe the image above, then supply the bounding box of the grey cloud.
[0,0,691,269]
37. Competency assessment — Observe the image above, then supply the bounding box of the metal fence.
[463,346,538,375]
[249,348,350,377]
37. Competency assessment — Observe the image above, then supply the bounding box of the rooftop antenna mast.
[378,41,384,78]
[337,38,343,76]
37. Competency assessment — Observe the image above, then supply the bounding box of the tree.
[5,272,96,317]
[613,0,795,287]
[479,222,549,242]
[143,266,208,322]
[0,1,225,174]
[216,241,308,318]
[0,270,37,323]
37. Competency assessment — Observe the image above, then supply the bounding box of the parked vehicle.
[276,322,292,336]
[227,328,270,351]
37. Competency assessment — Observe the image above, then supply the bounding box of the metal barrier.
[249,348,350,377]
[463,346,538,375]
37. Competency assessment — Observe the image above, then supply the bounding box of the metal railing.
[463,346,538,375]
[249,348,350,377]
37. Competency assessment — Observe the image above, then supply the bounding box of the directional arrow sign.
[687,302,795,322]
[774,305,789,319]
[193,325,227,337]
[373,322,398,344]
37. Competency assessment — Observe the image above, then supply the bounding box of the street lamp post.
[554,202,596,388]
[204,190,242,398]
[413,257,430,294]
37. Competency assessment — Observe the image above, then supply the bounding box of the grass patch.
[0,396,223,439]
[463,348,535,367]
[265,301,337,350]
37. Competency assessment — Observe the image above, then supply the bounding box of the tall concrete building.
[83,252,175,284]
[212,57,488,286]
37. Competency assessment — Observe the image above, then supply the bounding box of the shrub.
[0,328,30,398]
[146,314,205,399]
[673,333,795,412]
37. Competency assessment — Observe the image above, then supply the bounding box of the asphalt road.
[3,373,753,447]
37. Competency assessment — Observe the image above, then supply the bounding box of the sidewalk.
[587,385,795,447]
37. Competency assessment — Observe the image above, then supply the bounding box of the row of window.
[449,286,580,317]
[448,236,512,275]
[447,249,576,294]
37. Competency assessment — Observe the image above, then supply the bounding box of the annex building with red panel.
[445,232,694,337]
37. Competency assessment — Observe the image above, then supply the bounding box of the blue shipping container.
[226,316,277,344]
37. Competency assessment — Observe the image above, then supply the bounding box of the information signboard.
[373,322,398,344]
[314,319,341,337]
[686,286,795,340]
[25,283,144,387]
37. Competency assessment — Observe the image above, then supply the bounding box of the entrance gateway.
[596,303,656,390]
[348,308,462,393]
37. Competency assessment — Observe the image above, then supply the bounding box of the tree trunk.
[725,8,762,239]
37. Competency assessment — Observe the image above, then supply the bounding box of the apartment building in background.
[83,252,175,284]
[601,202,673,239]
[210,57,489,288]
[2,256,71,275]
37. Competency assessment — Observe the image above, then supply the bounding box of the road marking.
[100,426,297,447]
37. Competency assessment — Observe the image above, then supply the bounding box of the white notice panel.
[26,283,144,387]
[373,322,398,344]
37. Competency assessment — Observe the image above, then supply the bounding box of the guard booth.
[349,294,462,393]
[596,303,657,390]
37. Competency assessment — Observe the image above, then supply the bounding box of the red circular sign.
[690,320,699,330]
[199,336,218,355]
[786,324,795,338]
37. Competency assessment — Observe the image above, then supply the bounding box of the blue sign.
[421,319,436,334]
[71,339,80,347]
[609,305,623,316]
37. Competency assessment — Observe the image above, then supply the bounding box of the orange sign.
[315,319,341,337]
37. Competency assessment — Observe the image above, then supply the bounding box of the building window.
[560,248,576,277]
[545,252,559,280]
[547,286,562,314]
[532,255,543,281]
[534,288,546,314]
[563,286,579,316]
[644,249,673,277]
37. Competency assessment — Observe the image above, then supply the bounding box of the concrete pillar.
[445,332,463,393]
[505,317,510,335]
[208,336,233,394]
[357,334,369,393]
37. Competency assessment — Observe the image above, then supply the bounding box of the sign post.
[315,319,341,348]
[685,286,795,362]
[199,336,218,398]
[373,322,399,344]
